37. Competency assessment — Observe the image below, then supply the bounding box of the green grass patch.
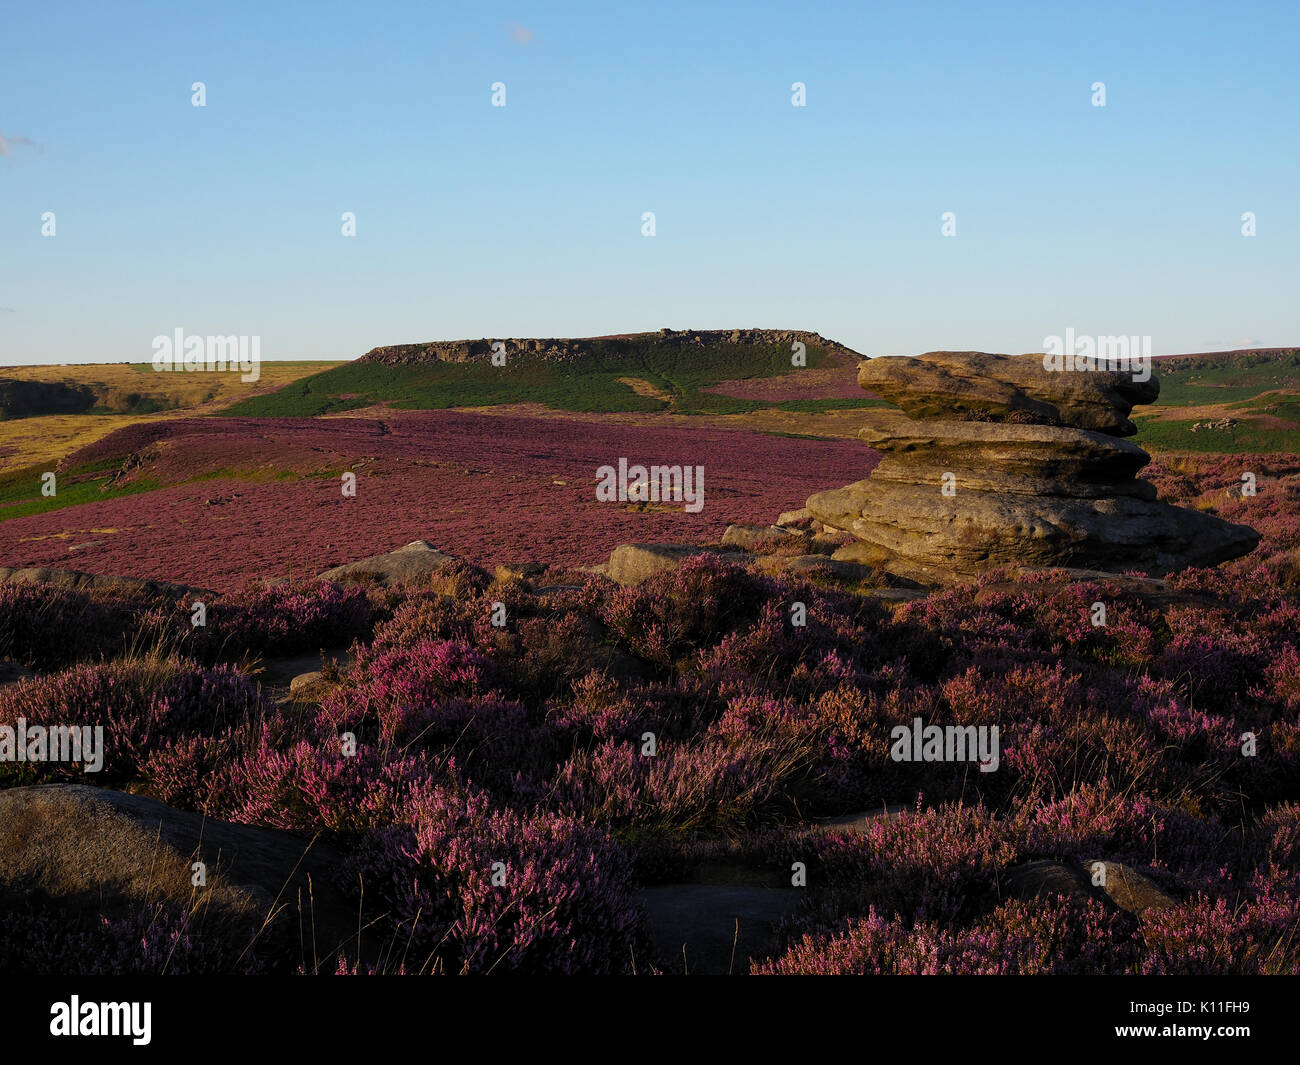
[0,470,162,521]
[1131,415,1300,454]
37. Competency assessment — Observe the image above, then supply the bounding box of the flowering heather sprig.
[314,638,551,795]
[1138,893,1300,975]
[600,555,774,666]
[756,896,1139,975]
[0,657,263,783]
[345,780,642,974]
[788,800,1019,926]
[217,736,432,832]
[176,580,377,663]
[0,584,144,670]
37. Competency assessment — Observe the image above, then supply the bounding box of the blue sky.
[2,0,1297,365]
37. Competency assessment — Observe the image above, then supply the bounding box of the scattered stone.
[806,533,845,556]
[286,671,333,703]
[753,554,876,582]
[316,540,462,588]
[830,540,890,565]
[495,561,547,583]
[1083,859,1177,916]
[289,671,323,692]
[1002,860,1107,908]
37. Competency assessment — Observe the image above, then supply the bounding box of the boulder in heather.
[606,544,739,585]
[316,540,462,587]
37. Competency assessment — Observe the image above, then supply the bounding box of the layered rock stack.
[807,351,1260,586]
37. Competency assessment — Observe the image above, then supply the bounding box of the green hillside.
[218,338,862,418]
[1131,350,1300,452]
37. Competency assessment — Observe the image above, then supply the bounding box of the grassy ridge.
[219,341,852,417]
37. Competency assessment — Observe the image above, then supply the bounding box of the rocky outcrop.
[808,352,1259,586]
[856,350,1158,435]
[358,328,862,367]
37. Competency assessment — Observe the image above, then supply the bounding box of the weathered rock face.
[809,353,1259,586]
[858,350,1159,436]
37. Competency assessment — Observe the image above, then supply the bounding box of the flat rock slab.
[316,540,462,588]
[856,410,1152,477]
[858,351,1159,435]
[260,649,349,686]
[821,481,1260,586]
[638,881,801,974]
[0,784,357,971]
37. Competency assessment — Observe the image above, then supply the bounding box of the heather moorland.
[0,344,1297,976]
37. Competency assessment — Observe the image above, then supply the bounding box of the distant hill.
[357,328,863,367]
[220,329,870,418]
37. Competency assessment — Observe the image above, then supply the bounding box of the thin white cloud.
[0,134,39,157]
[506,22,537,45]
